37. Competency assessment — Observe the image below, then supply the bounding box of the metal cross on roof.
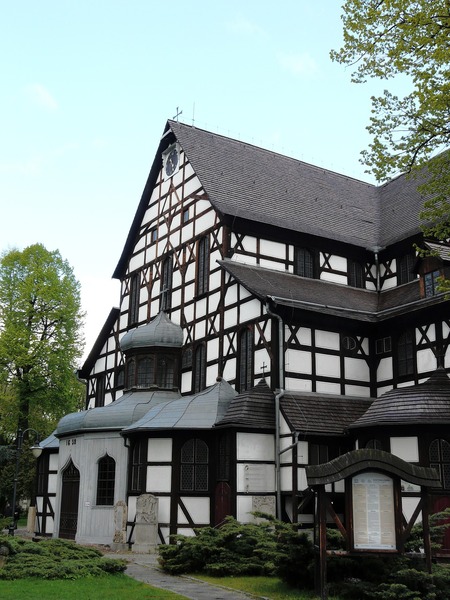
[173,106,183,121]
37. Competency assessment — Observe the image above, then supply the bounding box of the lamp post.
[8,428,42,536]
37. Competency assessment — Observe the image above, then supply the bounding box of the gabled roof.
[113,120,428,279]
[219,259,447,323]
[215,379,276,429]
[282,391,373,436]
[349,369,450,429]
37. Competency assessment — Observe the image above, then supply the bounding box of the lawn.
[0,574,184,600]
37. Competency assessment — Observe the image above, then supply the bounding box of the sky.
[1,1,406,364]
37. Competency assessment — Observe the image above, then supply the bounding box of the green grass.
[0,574,184,600]
[192,574,341,599]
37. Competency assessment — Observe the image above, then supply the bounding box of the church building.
[35,120,450,551]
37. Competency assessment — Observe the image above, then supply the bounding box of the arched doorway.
[59,460,80,539]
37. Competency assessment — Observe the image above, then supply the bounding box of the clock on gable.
[163,144,180,179]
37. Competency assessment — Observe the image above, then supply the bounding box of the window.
[398,253,416,285]
[348,260,365,288]
[95,375,105,407]
[196,236,210,295]
[238,327,253,392]
[180,439,209,492]
[130,440,146,493]
[160,256,173,311]
[126,358,136,389]
[96,455,116,505]
[193,344,206,393]
[217,434,230,481]
[136,357,154,388]
[183,208,190,223]
[429,439,450,490]
[126,353,175,390]
[342,335,357,353]
[37,452,49,495]
[116,366,125,389]
[129,272,140,326]
[424,270,441,297]
[397,330,415,377]
[365,439,383,450]
[150,227,158,243]
[309,444,328,465]
[156,356,174,389]
[376,336,392,355]
[294,247,315,278]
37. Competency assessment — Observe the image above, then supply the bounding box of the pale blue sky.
[1,1,402,361]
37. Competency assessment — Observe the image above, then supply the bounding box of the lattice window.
[397,330,415,377]
[196,236,210,296]
[129,272,140,326]
[96,455,116,505]
[424,270,441,297]
[429,439,450,490]
[180,439,209,492]
[294,247,315,278]
[194,344,206,393]
[398,253,416,285]
[239,327,254,392]
[348,260,365,288]
[126,359,136,389]
[160,255,173,311]
[130,440,146,493]
[136,357,154,388]
[156,356,174,389]
[95,374,105,408]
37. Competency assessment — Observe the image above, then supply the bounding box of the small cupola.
[120,312,183,392]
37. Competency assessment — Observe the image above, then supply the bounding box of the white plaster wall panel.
[285,377,313,392]
[181,497,210,523]
[334,479,345,493]
[280,413,290,435]
[207,337,220,361]
[377,358,393,382]
[258,258,286,271]
[417,348,437,374]
[147,465,172,494]
[157,497,171,523]
[207,292,221,313]
[417,324,435,343]
[297,327,312,346]
[286,349,312,374]
[209,269,222,290]
[224,281,238,305]
[46,520,54,534]
[316,381,341,394]
[47,473,57,494]
[233,253,258,265]
[160,527,170,544]
[237,495,254,522]
[383,277,396,290]
[159,223,168,241]
[316,330,340,350]
[280,444,292,464]
[366,281,376,291]
[224,306,238,330]
[148,438,172,462]
[171,289,182,307]
[195,198,212,214]
[172,268,182,289]
[377,385,392,396]
[196,297,207,318]
[260,239,286,260]
[181,372,191,391]
[106,353,116,370]
[240,298,262,322]
[344,357,370,381]
[49,453,59,470]
[320,272,347,285]
[237,464,276,492]
[121,294,129,312]
[129,252,145,273]
[134,236,146,253]
[237,433,275,460]
[206,365,217,387]
[325,255,347,272]
[297,441,308,464]
[194,318,206,340]
[254,348,270,376]
[316,353,340,377]
[281,466,292,491]
[345,385,371,397]
[196,212,215,234]
[238,235,257,254]
[402,497,421,523]
[177,527,195,537]
[104,392,113,407]
[297,468,308,491]
[222,357,236,382]
[183,302,194,323]
[146,244,157,263]
[184,282,196,304]
[390,437,419,462]
[138,305,147,323]
[182,175,200,196]
[181,222,194,243]
[177,506,188,524]
[285,497,293,522]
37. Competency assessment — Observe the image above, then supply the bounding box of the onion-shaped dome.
[120,312,183,353]
[349,368,450,429]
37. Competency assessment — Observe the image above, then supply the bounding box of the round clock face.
[165,147,179,177]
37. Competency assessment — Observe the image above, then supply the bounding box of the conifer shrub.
[0,535,126,580]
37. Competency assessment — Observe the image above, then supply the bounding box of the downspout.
[265,300,285,520]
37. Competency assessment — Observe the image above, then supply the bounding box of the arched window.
[429,439,450,490]
[238,327,253,392]
[180,439,209,492]
[365,439,383,450]
[96,455,116,505]
[193,344,206,393]
[397,330,415,377]
[294,247,315,278]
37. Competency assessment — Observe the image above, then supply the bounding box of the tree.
[0,243,85,440]
[331,1,450,249]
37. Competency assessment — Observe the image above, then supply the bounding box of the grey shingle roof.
[349,369,450,429]
[215,379,276,429]
[219,259,446,322]
[281,391,373,436]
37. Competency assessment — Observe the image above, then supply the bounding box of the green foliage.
[331,1,450,249]
[405,508,450,553]
[0,535,126,580]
